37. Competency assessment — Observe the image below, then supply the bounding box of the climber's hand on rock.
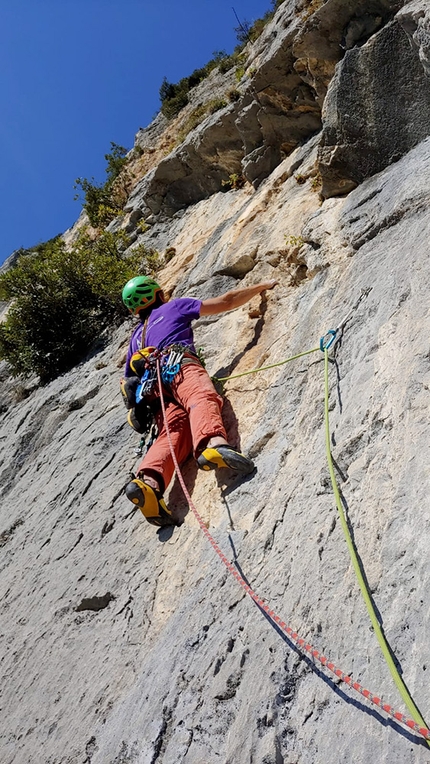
[259,279,279,293]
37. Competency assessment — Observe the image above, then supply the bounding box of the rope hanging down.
[323,347,430,745]
[155,357,430,743]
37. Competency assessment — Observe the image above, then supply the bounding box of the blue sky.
[0,0,274,264]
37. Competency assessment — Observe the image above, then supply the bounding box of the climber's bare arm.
[200,280,278,316]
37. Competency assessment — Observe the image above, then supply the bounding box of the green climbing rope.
[323,348,430,744]
[214,346,320,383]
[209,324,428,738]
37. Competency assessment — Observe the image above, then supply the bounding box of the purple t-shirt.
[125,297,202,377]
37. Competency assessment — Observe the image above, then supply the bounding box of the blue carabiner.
[320,329,337,351]
[162,363,181,383]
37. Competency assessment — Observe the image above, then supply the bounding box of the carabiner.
[320,329,337,351]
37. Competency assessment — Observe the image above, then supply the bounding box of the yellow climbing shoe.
[125,478,176,527]
[197,445,255,475]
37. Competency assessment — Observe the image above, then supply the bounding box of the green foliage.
[104,142,128,182]
[234,7,277,45]
[74,142,129,228]
[158,6,285,120]
[310,172,322,191]
[221,173,246,191]
[159,49,240,120]
[247,14,272,42]
[175,99,227,145]
[136,218,149,234]
[0,230,159,382]
[196,347,207,369]
[285,234,305,248]
[235,66,246,82]
[159,77,190,119]
[218,55,236,74]
[207,98,227,114]
[164,247,176,263]
[176,104,209,143]
[234,18,252,45]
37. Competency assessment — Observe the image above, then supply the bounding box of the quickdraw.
[161,344,185,383]
[130,344,189,401]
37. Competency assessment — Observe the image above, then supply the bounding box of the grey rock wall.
[124,0,430,229]
[319,9,430,196]
[1,134,430,764]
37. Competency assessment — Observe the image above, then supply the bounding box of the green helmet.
[122,276,163,314]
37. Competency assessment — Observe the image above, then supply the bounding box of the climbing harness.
[125,344,200,447]
[153,288,430,745]
[130,343,197,397]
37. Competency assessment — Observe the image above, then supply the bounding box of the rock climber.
[121,275,278,527]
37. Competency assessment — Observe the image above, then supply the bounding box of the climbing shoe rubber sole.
[125,478,177,527]
[197,445,255,475]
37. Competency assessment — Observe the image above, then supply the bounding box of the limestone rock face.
[125,1,323,218]
[123,0,430,225]
[1,3,430,764]
[318,0,430,197]
[292,0,402,105]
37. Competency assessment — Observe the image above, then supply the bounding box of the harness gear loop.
[161,344,186,384]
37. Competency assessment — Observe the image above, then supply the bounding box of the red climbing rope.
[155,360,430,742]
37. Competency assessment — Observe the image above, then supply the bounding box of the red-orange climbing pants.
[137,362,226,492]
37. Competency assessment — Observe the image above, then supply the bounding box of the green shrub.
[164,247,176,263]
[235,66,246,82]
[0,230,158,382]
[218,55,236,74]
[228,89,241,102]
[176,104,208,144]
[74,142,129,228]
[207,98,227,114]
[234,21,251,44]
[159,50,239,120]
[221,173,246,191]
[248,15,271,42]
[175,100,227,146]
[160,86,190,119]
[158,7,284,120]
